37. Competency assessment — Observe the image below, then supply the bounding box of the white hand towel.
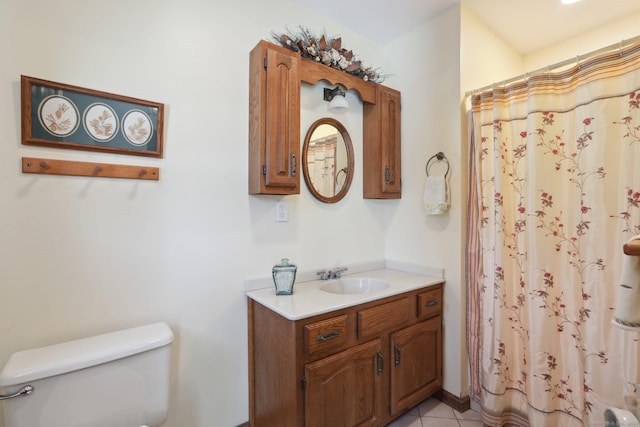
[423,176,449,215]
[613,234,640,330]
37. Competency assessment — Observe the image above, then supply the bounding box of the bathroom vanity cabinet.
[248,40,402,198]
[247,283,442,426]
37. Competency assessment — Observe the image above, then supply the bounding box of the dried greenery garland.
[270,26,386,83]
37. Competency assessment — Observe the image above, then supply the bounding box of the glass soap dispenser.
[272,258,297,295]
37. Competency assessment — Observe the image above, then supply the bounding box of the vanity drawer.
[358,297,410,339]
[417,287,442,320]
[304,315,349,357]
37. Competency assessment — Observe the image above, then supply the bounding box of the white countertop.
[246,268,444,320]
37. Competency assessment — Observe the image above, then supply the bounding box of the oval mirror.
[302,118,354,203]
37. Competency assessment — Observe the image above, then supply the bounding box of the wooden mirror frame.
[302,117,354,203]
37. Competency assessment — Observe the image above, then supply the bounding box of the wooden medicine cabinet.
[248,40,401,199]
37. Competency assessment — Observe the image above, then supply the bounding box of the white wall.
[383,6,468,398]
[524,11,640,71]
[0,1,389,426]
[461,6,640,93]
[460,5,524,94]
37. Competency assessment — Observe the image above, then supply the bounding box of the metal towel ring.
[426,152,450,178]
[335,167,348,186]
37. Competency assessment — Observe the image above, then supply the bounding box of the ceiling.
[294,0,640,54]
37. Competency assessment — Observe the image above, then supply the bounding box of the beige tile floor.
[387,397,483,427]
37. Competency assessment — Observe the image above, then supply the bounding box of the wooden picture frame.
[21,75,164,158]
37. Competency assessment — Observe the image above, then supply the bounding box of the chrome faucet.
[317,267,348,280]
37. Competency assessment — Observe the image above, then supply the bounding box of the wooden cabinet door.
[304,339,383,427]
[264,46,299,190]
[379,86,401,195]
[389,317,442,415]
[363,85,401,199]
[248,41,300,195]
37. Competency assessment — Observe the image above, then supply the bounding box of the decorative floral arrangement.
[271,26,386,83]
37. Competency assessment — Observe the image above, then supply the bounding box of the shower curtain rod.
[464,34,640,97]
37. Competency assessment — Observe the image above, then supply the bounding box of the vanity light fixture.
[560,0,581,4]
[324,86,349,113]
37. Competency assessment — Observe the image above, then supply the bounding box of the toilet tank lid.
[0,322,173,387]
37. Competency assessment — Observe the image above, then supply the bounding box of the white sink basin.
[320,278,390,295]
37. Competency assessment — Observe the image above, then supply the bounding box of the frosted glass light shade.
[328,94,348,113]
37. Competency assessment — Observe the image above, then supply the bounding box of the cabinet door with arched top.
[304,339,384,427]
[363,85,401,199]
[389,316,442,415]
[249,40,300,195]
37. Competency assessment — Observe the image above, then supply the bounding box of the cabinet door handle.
[384,166,391,184]
[425,299,439,307]
[316,331,340,342]
[394,344,401,367]
[376,351,384,375]
[291,154,297,177]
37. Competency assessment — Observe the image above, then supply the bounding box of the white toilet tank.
[0,322,173,427]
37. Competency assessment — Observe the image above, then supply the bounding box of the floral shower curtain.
[467,43,640,426]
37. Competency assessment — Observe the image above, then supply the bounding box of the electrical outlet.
[276,202,288,222]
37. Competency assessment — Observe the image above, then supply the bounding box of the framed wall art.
[21,75,164,158]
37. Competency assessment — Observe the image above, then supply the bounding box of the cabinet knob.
[425,299,439,307]
[394,344,401,367]
[384,166,391,184]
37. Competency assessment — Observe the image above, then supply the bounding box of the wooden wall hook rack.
[22,157,159,180]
